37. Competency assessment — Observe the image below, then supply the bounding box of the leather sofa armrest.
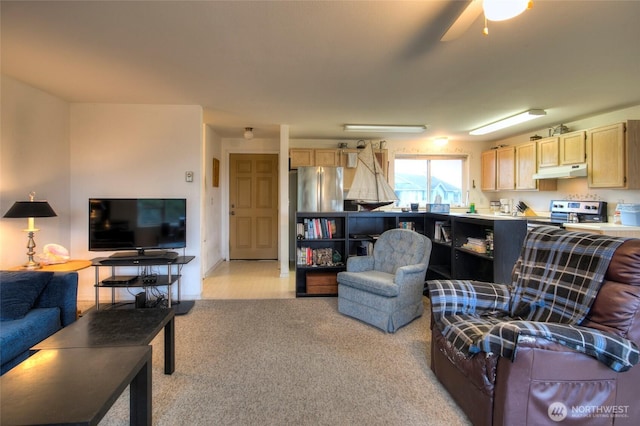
[428,279,511,319]
[346,255,374,272]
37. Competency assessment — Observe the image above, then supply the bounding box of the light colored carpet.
[99,298,470,425]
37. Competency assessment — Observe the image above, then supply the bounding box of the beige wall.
[68,103,204,301]
[202,124,224,276]
[0,75,71,268]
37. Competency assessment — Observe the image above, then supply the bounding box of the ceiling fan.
[441,0,533,42]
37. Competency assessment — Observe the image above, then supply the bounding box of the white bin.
[619,204,640,226]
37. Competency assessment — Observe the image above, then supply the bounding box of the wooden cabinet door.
[315,149,339,166]
[289,149,314,169]
[537,137,559,168]
[496,146,515,190]
[515,142,537,190]
[587,123,626,188]
[560,131,586,164]
[481,150,497,191]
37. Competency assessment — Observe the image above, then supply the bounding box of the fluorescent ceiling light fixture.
[344,124,427,133]
[483,0,529,21]
[469,109,546,136]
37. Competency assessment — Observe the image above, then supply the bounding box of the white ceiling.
[2,1,639,142]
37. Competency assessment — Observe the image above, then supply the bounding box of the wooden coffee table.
[1,346,151,425]
[33,307,175,374]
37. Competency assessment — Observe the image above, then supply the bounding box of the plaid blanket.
[428,226,639,372]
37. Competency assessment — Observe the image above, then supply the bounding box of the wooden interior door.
[229,154,279,259]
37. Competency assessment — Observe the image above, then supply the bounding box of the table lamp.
[3,192,57,270]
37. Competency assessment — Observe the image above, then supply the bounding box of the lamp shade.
[4,201,57,218]
[483,0,529,22]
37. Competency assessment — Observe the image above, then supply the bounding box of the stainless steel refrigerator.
[297,166,344,212]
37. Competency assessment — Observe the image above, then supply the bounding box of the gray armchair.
[337,228,432,333]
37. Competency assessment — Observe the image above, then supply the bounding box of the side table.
[8,259,92,272]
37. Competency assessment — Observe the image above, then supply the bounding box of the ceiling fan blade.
[441,0,484,42]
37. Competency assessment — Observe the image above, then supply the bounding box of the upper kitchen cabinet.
[587,121,640,189]
[483,144,555,192]
[289,148,342,169]
[314,149,340,167]
[481,149,497,191]
[496,146,515,190]
[537,131,586,169]
[515,142,557,191]
[289,148,315,169]
[559,131,586,165]
[481,146,516,191]
[537,137,559,168]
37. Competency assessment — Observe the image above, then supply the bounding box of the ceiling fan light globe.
[483,0,529,21]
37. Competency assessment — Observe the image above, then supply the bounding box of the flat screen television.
[89,198,186,257]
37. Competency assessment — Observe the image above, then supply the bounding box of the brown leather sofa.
[428,235,640,426]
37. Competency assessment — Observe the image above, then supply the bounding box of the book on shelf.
[440,225,452,242]
[462,237,487,254]
[434,221,451,242]
[398,221,415,230]
[301,218,338,239]
[296,247,343,266]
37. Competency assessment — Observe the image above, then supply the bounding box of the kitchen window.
[393,155,467,207]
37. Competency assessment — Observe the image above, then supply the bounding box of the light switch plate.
[185,171,194,182]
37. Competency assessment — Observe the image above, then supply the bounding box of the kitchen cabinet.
[290,148,341,169]
[481,146,516,191]
[515,142,537,190]
[559,131,586,165]
[314,149,340,167]
[516,142,557,191]
[587,120,640,189]
[481,149,497,191]
[483,144,555,192]
[537,131,585,168]
[496,146,515,190]
[289,148,315,169]
[537,137,559,168]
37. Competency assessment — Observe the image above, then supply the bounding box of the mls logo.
[548,402,568,422]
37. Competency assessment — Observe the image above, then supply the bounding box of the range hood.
[533,163,588,180]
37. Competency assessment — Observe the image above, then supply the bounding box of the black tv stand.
[108,250,179,262]
[92,255,195,315]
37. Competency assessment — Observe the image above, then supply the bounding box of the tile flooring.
[202,260,296,299]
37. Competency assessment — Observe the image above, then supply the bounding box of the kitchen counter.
[563,222,640,237]
[449,212,526,221]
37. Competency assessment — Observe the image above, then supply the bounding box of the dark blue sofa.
[0,271,78,374]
